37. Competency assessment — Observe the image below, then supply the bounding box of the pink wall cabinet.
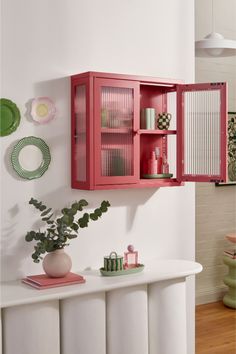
[71,72,227,190]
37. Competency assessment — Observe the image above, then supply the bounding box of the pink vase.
[42,249,72,278]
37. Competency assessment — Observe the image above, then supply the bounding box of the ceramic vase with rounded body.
[42,249,72,278]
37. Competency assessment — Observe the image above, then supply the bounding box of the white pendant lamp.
[195,0,236,57]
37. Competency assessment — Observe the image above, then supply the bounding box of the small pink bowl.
[226,233,236,243]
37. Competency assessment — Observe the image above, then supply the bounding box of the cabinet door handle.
[133,130,140,135]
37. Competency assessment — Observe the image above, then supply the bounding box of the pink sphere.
[127,244,134,252]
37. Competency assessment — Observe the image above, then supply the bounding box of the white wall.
[195,0,236,111]
[1,0,195,352]
[195,0,236,304]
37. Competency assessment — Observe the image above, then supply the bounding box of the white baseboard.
[196,286,227,305]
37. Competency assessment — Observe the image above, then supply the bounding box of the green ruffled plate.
[0,98,21,136]
[11,136,51,179]
[100,264,145,276]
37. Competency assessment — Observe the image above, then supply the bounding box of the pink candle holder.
[124,245,138,269]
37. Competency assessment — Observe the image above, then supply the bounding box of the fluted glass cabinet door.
[177,82,227,183]
[71,76,94,190]
[94,79,139,186]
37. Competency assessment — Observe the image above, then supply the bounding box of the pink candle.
[124,245,138,269]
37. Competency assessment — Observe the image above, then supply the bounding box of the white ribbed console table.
[0,259,202,354]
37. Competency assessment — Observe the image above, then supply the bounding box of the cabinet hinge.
[210,82,224,86]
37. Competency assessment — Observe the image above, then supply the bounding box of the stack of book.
[224,249,236,259]
[22,272,86,290]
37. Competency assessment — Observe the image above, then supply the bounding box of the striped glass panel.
[75,85,86,182]
[184,90,220,176]
[101,86,134,177]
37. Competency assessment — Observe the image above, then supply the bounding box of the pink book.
[22,278,85,290]
[22,272,86,289]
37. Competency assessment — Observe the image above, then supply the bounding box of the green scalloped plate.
[11,136,51,179]
[142,173,173,179]
[0,98,21,136]
[100,264,145,276]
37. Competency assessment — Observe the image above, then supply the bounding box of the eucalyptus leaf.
[71,223,79,231]
[67,234,77,239]
[78,217,89,227]
[100,206,108,212]
[41,208,52,216]
[25,232,33,242]
[77,199,88,211]
[72,203,79,210]
[61,214,73,226]
[90,213,98,221]
[67,208,77,216]
[79,199,88,206]
[34,233,41,241]
[94,208,102,217]
[101,200,110,207]
[83,213,89,220]
[32,253,38,259]
[45,213,54,220]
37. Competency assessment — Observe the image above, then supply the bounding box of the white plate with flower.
[31,97,56,124]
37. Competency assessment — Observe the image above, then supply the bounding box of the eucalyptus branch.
[25,198,110,263]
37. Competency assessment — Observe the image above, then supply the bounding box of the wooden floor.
[196,301,236,354]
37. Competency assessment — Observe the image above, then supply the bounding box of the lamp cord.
[211,0,215,33]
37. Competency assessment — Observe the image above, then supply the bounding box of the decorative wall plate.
[0,98,21,136]
[228,113,236,181]
[31,97,56,124]
[11,136,51,179]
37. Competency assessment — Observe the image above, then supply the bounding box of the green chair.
[223,255,236,309]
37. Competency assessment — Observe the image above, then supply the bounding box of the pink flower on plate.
[31,97,56,124]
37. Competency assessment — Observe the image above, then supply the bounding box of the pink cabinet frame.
[71,76,94,190]
[71,72,228,190]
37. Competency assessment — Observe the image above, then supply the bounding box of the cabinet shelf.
[138,129,177,135]
[101,128,132,134]
[91,179,183,190]
[139,178,182,187]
